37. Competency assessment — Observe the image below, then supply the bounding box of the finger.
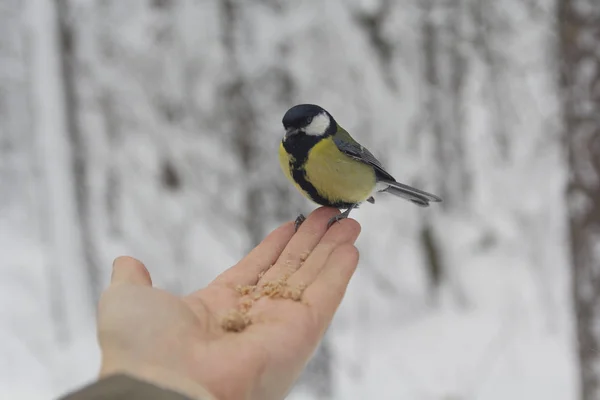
[287,218,360,287]
[110,256,152,287]
[302,244,359,332]
[258,207,340,285]
[212,221,295,287]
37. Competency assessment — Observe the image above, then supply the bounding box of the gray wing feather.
[333,135,443,205]
[333,137,395,181]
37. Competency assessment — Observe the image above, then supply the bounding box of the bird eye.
[306,116,313,125]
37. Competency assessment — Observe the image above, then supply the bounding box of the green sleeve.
[59,374,194,400]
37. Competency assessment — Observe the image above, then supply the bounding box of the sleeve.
[58,374,195,400]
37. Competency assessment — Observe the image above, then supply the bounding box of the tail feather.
[379,179,442,207]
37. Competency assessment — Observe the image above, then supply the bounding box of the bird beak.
[285,127,299,139]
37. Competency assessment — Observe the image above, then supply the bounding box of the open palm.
[98,207,361,400]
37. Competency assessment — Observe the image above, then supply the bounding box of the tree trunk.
[55,0,102,301]
[559,1,600,399]
[28,0,95,342]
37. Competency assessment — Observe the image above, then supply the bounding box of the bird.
[278,104,442,230]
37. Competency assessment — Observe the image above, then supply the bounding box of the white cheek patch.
[304,112,331,136]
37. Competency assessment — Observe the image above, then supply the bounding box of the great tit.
[279,104,442,229]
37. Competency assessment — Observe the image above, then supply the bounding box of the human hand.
[98,207,361,400]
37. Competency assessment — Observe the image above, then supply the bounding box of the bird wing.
[333,126,442,205]
[333,126,396,182]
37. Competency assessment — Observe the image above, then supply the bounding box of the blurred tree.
[559,0,600,399]
[469,0,512,159]
[418,0,472,306]
[55,0,102,300]
[0,0,61,345]
[421,0,471,208]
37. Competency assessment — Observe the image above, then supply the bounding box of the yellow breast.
[279,137,376,206]
[305,137,376,204]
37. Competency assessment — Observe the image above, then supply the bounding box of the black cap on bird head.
[282,104,336,138]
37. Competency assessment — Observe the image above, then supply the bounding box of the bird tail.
[379,179,442,207]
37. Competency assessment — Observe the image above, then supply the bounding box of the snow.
[0,0,580,399]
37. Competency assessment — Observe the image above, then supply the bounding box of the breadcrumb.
[261,281,281,297]
[225,277,308,332]
[300,251,310,262]
[258,268,268,280]
[256,280,306,302]
[283,282,307,301]
[235,285,255,295]
[277,273,290,286]
[221,310,251,332]
[239,298,254,313]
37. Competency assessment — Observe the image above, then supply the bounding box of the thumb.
[111,256,152,287]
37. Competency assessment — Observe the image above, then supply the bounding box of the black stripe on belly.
[283,134,355,209]
[291,167,355,209]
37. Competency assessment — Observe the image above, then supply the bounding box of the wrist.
[100,358,219,400]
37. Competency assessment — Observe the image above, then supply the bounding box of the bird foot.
[294,214,306,232]
[326,213,348,229]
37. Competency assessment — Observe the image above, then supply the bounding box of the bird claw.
[326,213,348,229]
[294,214,306,232]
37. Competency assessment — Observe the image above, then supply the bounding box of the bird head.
[282,104,336,141]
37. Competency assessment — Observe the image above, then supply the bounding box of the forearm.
[59,372,216,400]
